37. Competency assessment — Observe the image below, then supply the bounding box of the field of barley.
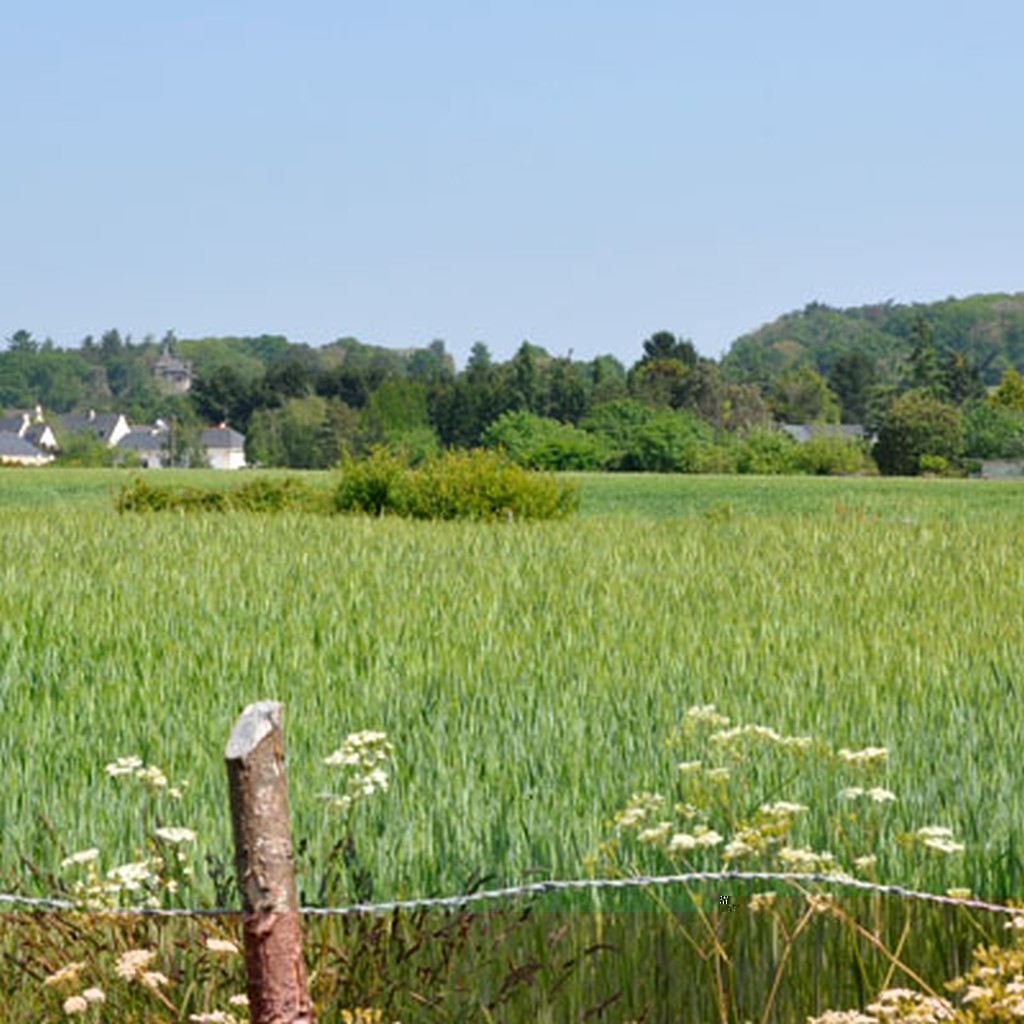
[4,468,1024,1019]
[2,468,1023,907]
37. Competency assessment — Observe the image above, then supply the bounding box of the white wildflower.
[62,995,89,1015]
[853,855,878,872]
[761,801,808,817]
[637,821,672,845]
[915,826,964,854]
[105,755,143,776]
[723,837,755,861]
[838,746,888,766]
[779,846,834,871]
[228,994,249,1007]
[205,937,240,954]
[866,787,897,804]
[43,962,86,987]
[705,767,731,781]
[668,832,698,854]
[153,826,197,844]
[677,760,702,774]
[915,825,954,840]
[60,848,100,868]
[749,891,776,913]
[694,826,723,847]
[82,988,105,1003]
[135,765,168,788]
[1005,916,1024,931]
[683,704,730,729]
[115,948,156,980]
[189,1014,236,1024]
[140,970,170,990]
[107,860,155,890]
[839,787,865,800]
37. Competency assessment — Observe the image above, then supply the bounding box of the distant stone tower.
[154,342,193,394]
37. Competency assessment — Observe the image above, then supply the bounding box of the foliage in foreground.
[10,714,1024,1022]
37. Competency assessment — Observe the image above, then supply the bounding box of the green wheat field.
[2,468,1024,1020]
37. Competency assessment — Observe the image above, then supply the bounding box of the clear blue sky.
[3,1,1022,368]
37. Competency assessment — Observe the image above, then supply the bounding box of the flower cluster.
[320,730,394,813]
[60,755,197,909]
[604,704,966,890]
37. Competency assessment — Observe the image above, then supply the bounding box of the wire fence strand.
[2,871,1022,919]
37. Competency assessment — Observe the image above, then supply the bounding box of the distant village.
[0,349,246,468]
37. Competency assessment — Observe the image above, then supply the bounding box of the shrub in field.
[335,448,578,520]
[116,476,330,514]
[481,410,606,470]
[736,427,799,474]
[791,434,876,476]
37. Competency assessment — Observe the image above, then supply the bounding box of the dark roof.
[781,424,868,443]
[0,431,46,457]
[59,412,126,441]
[0,413,29,435]
[201,426,245,449]
[118,427,168,452]
[23,423,55,446]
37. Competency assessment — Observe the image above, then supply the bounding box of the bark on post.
[225,700,315,1024]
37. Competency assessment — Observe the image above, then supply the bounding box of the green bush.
[335,448,578,520]
[791,434,875,476]
[481,411,605,470]
[334,448,410,515]
[116,476,329,514]
[736,429,798,474]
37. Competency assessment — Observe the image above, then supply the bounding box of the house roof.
[781,423,868,443]
[59,411,127,441]
[118,426,168,452]
[0,431,47,457]
[201,426,245,449]
[0,413,29,435]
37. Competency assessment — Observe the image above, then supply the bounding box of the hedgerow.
[335,447,578,520]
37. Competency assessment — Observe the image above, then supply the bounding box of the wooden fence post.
[225,700,316,1024]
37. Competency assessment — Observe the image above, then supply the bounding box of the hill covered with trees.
[4,291,1024,475]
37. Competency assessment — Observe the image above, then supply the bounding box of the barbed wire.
[2,871,1022,919]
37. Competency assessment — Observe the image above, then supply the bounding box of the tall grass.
[2,473,1024,906]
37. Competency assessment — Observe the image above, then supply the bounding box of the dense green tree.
[6,329,38,353]
[407,340,454,385]
[942,350,985,406]
[639,331,698,368]
[481,410,604,470]
[580,399,657,470]
[874,391,964,475]
[631,409,712,473]
[363,379,433,445]
[628,358,689,408]
[192,364,258,429]
[769,367,840,424]
[962,402,1024,459]
[991,368,1024,412]
[544,357,589,423]
[588,355,628,404]
[828,351,877,423]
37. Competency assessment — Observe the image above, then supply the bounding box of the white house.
[0,431,54,466]
[59,410,131,448]
[117,424,172,469]
[201,425,247,470]
[0,409,58,451]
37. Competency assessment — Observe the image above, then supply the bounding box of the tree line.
[4,291,1024,475]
